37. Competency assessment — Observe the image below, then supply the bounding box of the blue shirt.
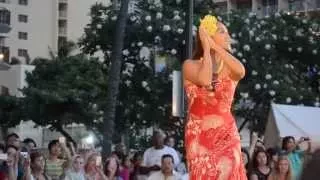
[287,150,304,180]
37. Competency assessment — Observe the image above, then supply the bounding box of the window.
[18,49,27,57]
[18,0,27,5]
[0,0,9,3]
[18,32,28,40]
[0,9,10,25]
[18,14,27,23]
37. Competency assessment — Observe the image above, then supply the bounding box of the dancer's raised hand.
[199,26,211,52]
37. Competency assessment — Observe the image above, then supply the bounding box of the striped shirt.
[45,159,65,180]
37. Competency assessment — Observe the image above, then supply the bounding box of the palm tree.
[102,0,130,155]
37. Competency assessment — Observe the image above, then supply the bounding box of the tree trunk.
[102,0,130,156]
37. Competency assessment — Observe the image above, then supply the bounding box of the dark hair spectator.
[282,136,295,151]
[104,157,121,177]
[162,154,174,164]
[6,133,19,143]
[241,147,250,170]
[23,138,37,147]
[48,139,59,151]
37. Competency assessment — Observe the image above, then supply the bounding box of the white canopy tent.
[264,103,320,149]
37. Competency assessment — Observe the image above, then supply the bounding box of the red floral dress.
[185,74,247,180]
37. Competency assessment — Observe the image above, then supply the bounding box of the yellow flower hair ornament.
[200,15,218,36]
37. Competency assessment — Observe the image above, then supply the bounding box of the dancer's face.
[212,22,231,51]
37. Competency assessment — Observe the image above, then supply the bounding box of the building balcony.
[59,0,67,3]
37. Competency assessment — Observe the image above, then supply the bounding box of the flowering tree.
[80,0,320,149]
[224,12,320,132]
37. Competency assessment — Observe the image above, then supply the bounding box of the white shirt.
[147,171,182,180]
[143,146,180,167]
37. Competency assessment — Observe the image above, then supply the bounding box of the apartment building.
[214,0,320,16]
[0,0,109,64]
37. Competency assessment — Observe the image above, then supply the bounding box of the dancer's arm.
[209,39,245,81]
[183,27,213,86]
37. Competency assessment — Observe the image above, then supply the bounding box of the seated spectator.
[64,155,85,180]
[104,157,123,180]
[23,138,37,152]
[281,136,311,180]
[268,155,292,180]
[84,153,107,180]
[141,130,180,176]
[250,148,271,180]
[147,154,182,180]
[45,139,72,180]
[24,152,50,180]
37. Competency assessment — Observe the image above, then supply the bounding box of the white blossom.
[245,19,250,24]
[242,59,247,63]
[263,83,268,88]
[255,84,261,90]
[231,33,236,38]
[283,36,289,41]
[285,64,289,68]
[275,12,281,17]
[131,43,135,47]
[241,92,249,98]
[269,90,276,96]
[141,81,148,88]
[147,26,153,32]
[173,10,179,15]
[122,49,130,56]
[252,70,258,76]
[273,80,279,85]
[272,34,277,40]
[249,12,256,17]
[315,102,320,107]
[249,30,254,37]
[137,42,143,47]
[255,37,261,42]
[243,45,251,51]
[163,25,171,31]
[265,44,271,50]
[125,80,131,87]
[297,47,303,53]
[173,15,181,20]
[156,12,163,19]
[96,45,101,49]
[145,15,151,21]
[111,16,117,21]
[286,97,292,103]
[312,49,318,55]
[177,28,184,34]
[171,49,177,55]
[238,32,242,37]
[97,24,102,29]
[237,52,243,58]
[302,19,307,24]
[130,16,137,22]
[265,74,272,80]
[288,47,292,52]
[145,87,151,92]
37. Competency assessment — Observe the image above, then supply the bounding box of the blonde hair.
[269,155,293,180]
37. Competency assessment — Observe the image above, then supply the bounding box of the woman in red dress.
[183,15,247,180]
